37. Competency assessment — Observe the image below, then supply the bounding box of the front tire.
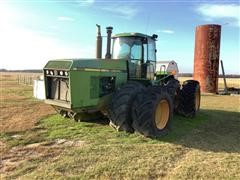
[108,81,145,132]
[132,86,173,138]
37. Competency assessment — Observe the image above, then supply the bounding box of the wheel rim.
[195,88,200,111]
[155,99,170,130]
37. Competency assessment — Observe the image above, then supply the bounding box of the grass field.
[1,72,240,179]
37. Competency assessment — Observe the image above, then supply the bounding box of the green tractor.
[43,25,200,138]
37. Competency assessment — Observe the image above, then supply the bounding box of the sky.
[0,0,239,74]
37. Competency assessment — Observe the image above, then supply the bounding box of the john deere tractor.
[43,25,200,138]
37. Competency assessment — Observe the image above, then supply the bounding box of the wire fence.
[17,74,43,86]
[0,73,42,86]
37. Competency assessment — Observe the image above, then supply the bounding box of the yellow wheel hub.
[155,100,170,130]
[195,89,200,111]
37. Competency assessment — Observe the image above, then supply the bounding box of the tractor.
[43,25,200,138]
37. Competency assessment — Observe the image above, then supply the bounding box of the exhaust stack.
[105,26,113,59]
[96,24,102,59]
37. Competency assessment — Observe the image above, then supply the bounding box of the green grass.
[1,111,207,148]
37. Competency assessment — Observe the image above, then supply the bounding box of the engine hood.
[44,58,127,72]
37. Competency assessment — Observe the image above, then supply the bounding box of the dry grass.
[0,72,55,132]
[178,76,240,89]
[0,73,240,179]
[218,78,240,89]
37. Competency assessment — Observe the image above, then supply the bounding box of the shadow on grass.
[2,109,239,154]
[55,109,240,153]
[36,109,240,153]
[161,109,240,153]
[81,116,109,125]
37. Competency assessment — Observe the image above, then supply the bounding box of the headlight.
[46,70,49,74]
[65,71,68,76]
[50,70,54,75]
[59,71,64,76]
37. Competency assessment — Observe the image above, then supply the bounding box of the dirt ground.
[0,72,57,177]
[0,139,85,178]
[0,72,55,133]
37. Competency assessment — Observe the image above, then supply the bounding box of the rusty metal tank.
[193,24,221,93]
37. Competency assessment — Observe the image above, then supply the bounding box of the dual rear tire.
[163,79,201,118]
[178,80,201,117]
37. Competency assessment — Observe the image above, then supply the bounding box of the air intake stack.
[105,26,113,59]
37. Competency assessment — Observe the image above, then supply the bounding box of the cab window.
[112,37,142,60]
[143,38,156,62]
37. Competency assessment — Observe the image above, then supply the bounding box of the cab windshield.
[112,37,142,60]
[112,36,156,62]
[112,36,156,79]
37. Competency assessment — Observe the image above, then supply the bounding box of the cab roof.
[113,32,153,39]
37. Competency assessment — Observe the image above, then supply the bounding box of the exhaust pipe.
[96,24,102,59]
[105,26,113,59]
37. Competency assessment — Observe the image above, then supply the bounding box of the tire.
[108,81,145,132]
[178,80,201,117]
[132,86,173,138]
[164,79,181,112]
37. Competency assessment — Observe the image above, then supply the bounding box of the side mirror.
[152,34,158,39]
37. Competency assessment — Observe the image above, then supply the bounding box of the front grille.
[46,77,70,102]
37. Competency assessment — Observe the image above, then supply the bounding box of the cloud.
[100,5,139,19]
[196,4,240,26]
[0,26,94,70]
[156,30,175,34]
[57,16,75,21]
[75,0,95,7]
[0,3,94,70]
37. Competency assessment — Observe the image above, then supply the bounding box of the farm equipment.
[43,25,201,138]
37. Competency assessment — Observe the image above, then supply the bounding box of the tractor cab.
[112,33,158,80]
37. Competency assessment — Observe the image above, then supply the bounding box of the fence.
[17,73,42,86]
